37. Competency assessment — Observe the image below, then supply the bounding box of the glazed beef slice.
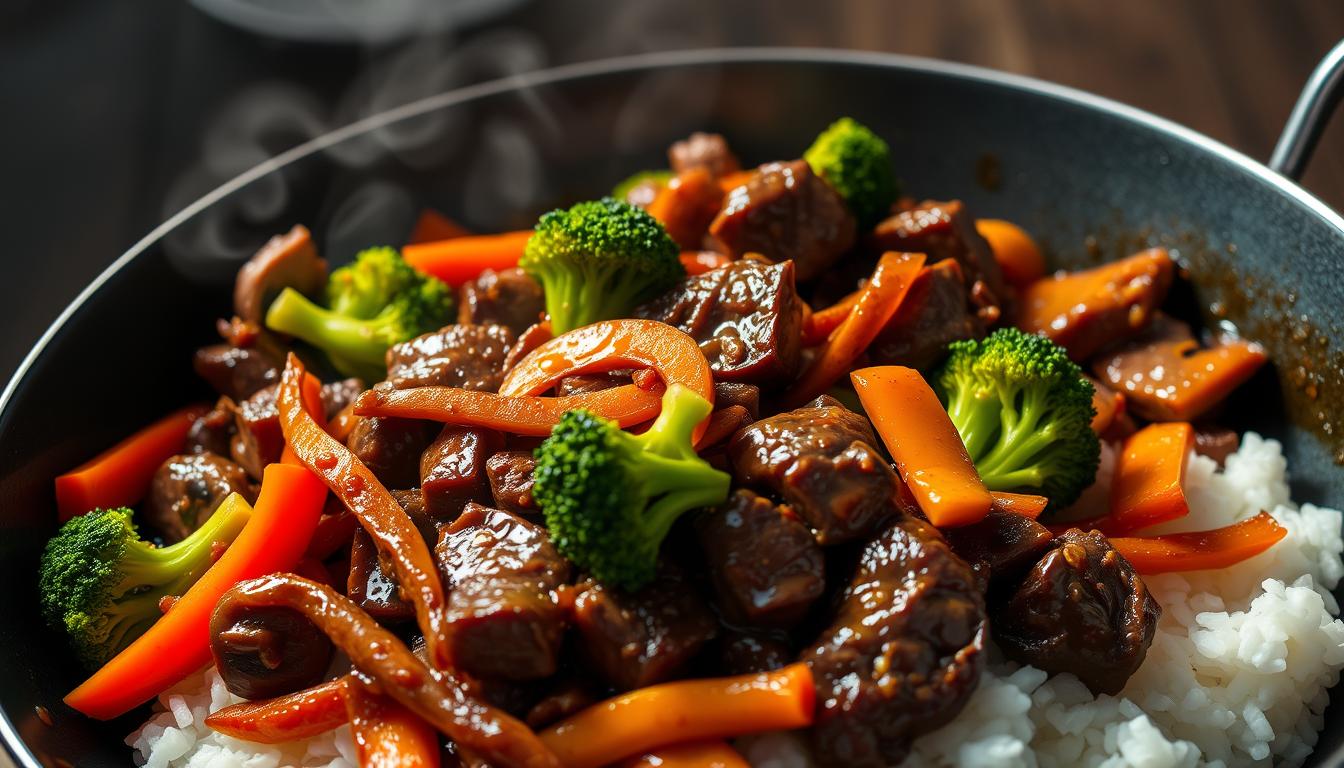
[386,323,515,391]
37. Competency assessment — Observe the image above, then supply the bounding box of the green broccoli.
[519,197,682,335]
[265,246,454,381]
[39,498,252,669]
[936,328,1100,509]
[612,170,673,204]
[532,384,730,590]
[803,117,898,227]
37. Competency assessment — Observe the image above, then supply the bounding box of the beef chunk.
[524,678,599,729]
[233,224,328,325]
[227,381,367,480]
[193,344,280,401]
[869,258,983,371]
[436,504,572,680]
[728,396,906,544]
[321,378,365,420]
[457,268,545,336]
[420,426,502,517]
[347,490,436,623]
[571,565,718,691]
[994,529,1160,696]
[709,160,856,282]
[697,490,823,628]
[555,372,624,396]
[869,200,1009,323]
[386,324,515,391]
[210,600,333,701]
[713,382,760,419]
[805,518,987,768]
[186,402,236,457]
[347,416,435,490]
[636,259,804,387]
[668,132,741,179]
[943,509,1055,595]
[147,453,257,542]
[1194,425,1239,467]
[718,629,792,675]
[486,451,538,518]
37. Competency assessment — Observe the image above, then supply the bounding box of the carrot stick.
[717,170,755,193]
[680,251,733,276]
[54,404,210,521]
[64,464,327,720]
[620,741,749,768]
[539,664,814,768]
[206,677,350,744]
[801,289,863,346]
[782,253,925,409]
[852,365,992,527]
[1104,422,1194,535]
[346,678,441,768]
[990,491,1049,520]
[976,219,1044,289]
[647,168,725,250]
[408,208,472,245]
[1110,511,1287,574]
[1088,376,1125,435]
[693,405,752,451]
[403,230,533,285]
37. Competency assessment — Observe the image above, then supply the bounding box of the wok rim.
[4,45,1342,767]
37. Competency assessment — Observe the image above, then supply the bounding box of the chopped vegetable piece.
[63,463,326,720]
[403,230,533,285]
[803,117,898,226]
[976,219,1045,289]
[276,354,453,671]
[613,170,673,204]
[852,365,992,527]
[801,288,862,346]
[1109,511,1288,574]
[936,328,1100,509]
[408,208,471,245]
[500,318,714,438]
[533,384,730,590]
[990,491,1049,520]
[782,252,925,409]
[40,494,251,669]
[354,381,665,437]
[680,250,733,276]
[279,368,326,466]
[206,677,350,744]
[1104,422,1194,535]
[1088,376,1125,435]
[716,169,755,194]
[539,664,815,768]
[620,741,749,768]
[346,678,440,768]
[693,405,753,451]
[646,169,725,250]
[520,197,682,334]
[54,404,209,522]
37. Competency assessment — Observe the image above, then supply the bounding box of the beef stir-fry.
[41,117,1295,768]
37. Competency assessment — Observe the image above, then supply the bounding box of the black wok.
[3,47,1344,766]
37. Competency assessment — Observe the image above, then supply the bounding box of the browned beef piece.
[210,600,333,701]
[636,259,804,387]
[870,200,1010,323]
[1194,425,1239,467]
[347,490,435,623]
[436,504,572,680]
[805,518,987,768]
[386,324,515,391]
[713,382,760,419]
[347,416,435,490]
[486,451,538,518]
[943,510,1054,595]
[718,629,792,675]
[420,426,502,518]
[995,529,1160,696]
[728,396,907,544]
[524,678,599,729]
[186,402,236,457]
[555,372,624,396]
[571,565,718,691]
[193,344,280,401]
[709,160,857,283]
[233,224,328,325]
[870,258,983,371]
[457,268,545,337]
[697,490,824,628]
[147,453,257,542]
[321,378,365,420]
[669,132,741,178]
[226,380,368,480]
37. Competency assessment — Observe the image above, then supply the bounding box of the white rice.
[134,433,1344,768]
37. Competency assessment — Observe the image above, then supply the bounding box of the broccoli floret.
[936,328,1100,509]
[803,117,898,227]
[612,170,673,203]
[532,384,730,590]
[39,499,251,669]
[519,197,682,335]
[265,246,454,381]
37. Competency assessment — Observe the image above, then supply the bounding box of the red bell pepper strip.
[1110,511,1287,574]
[206,677,351,744]
[1104,422,1194,535]
[55,403,209,521]
[852,365,992,528]
[63,463,326,719]
[346,678,441,768]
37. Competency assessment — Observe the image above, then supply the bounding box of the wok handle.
[1270,39,1344,181]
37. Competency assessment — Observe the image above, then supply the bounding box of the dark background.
[3,0,1343,384]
